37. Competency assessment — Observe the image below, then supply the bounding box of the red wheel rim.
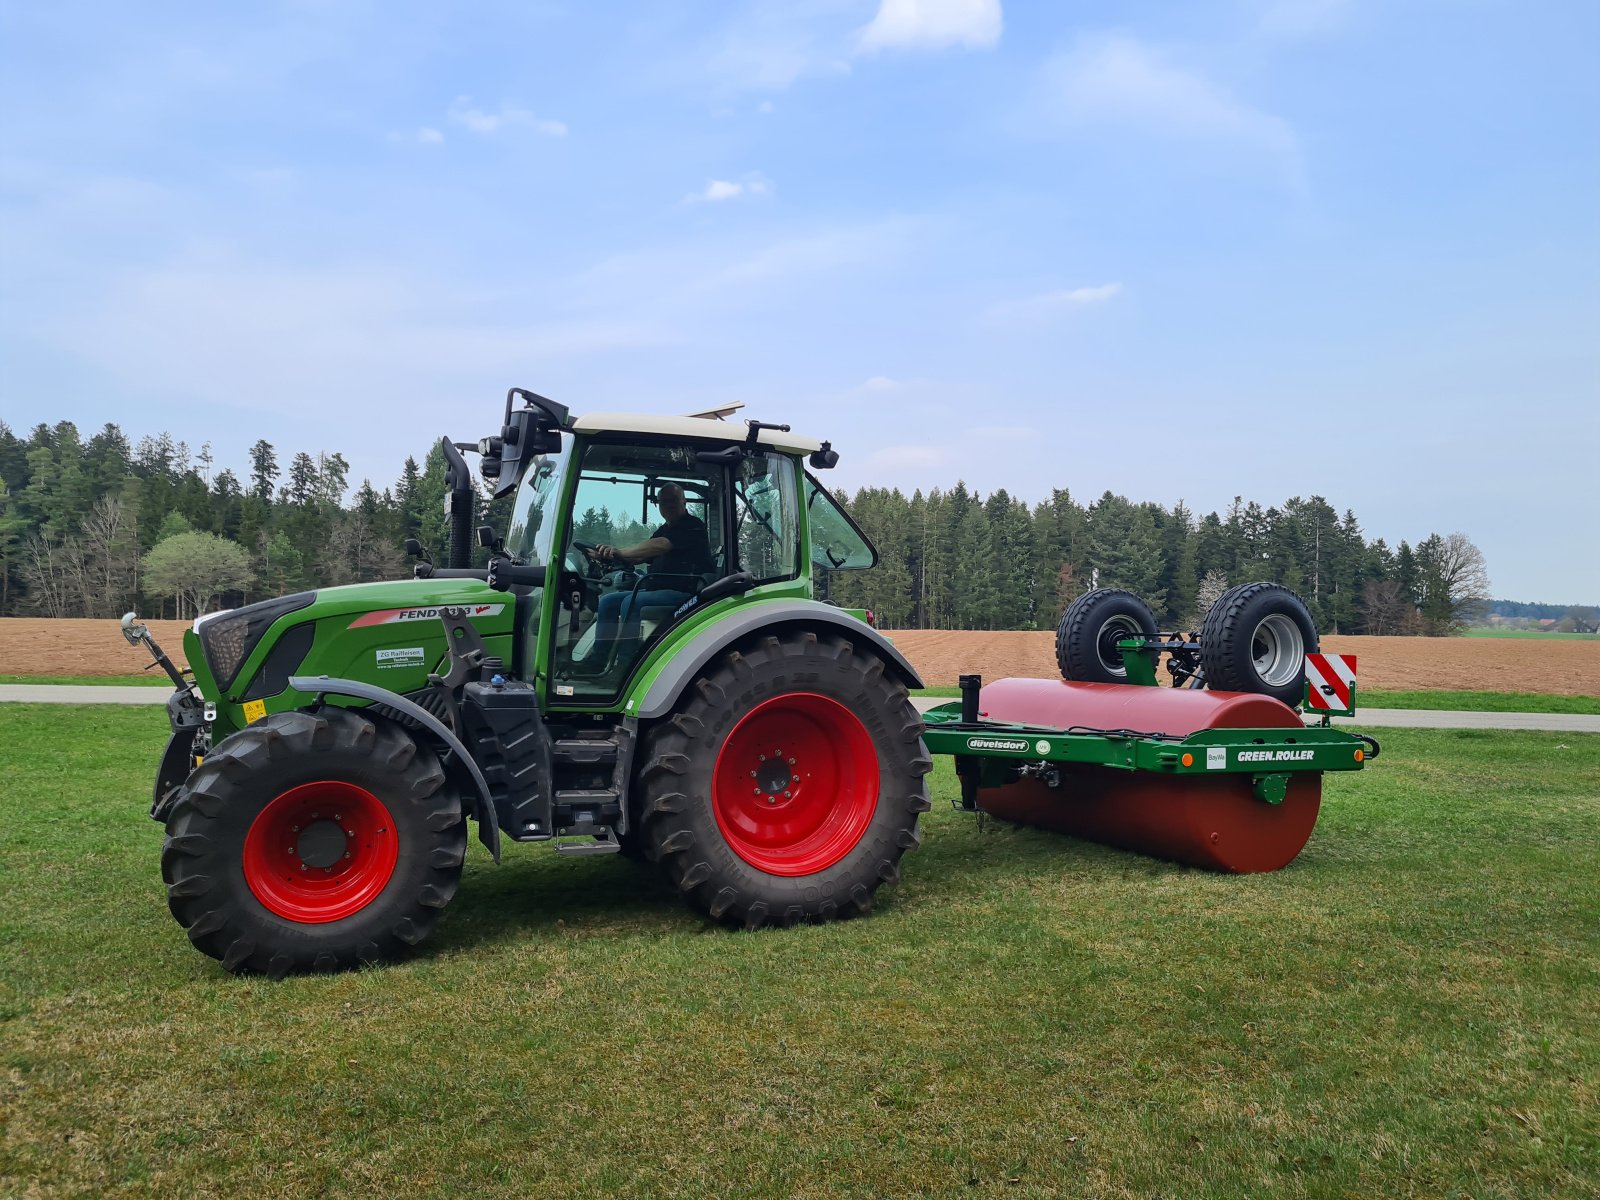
[712,692,880,876]
[242,781,400,923]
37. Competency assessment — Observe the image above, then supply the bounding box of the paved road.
[1,685,1595,733]
[0,684,173,706]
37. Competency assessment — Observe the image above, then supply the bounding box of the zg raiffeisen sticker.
[376,647,426,669]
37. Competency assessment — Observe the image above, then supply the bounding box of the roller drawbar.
[921,584,1376,873]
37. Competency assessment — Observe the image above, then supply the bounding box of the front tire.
[161,708,467,976]
[638,632,931,930]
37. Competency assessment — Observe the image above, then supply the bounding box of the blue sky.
[2,0,1596,601]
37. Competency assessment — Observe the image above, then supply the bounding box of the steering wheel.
[566,539,610,577]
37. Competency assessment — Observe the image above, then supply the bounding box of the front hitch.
[121,613,213,820]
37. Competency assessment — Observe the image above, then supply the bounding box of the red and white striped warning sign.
[1304,653,1358,710]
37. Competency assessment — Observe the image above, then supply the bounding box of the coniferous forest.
[0,418,1491,634]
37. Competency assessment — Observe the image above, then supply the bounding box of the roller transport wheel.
[637,632,932,930]
[161,708,468,977]
[1055,588,1160,683]
[1200,582,1319,705]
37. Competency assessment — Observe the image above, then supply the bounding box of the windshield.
[505,446,570,566]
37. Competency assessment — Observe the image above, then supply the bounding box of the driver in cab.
[584,482,713,664]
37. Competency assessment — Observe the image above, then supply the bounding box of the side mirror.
[404,537,424,558]
[476,525,505,555]
[493,388,569,498]
[809,441,840,470]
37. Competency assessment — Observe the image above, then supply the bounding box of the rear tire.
[1199,582,1319,704]
[1055,588,1159,683]
[161,708,467,976]
[638,632,931,930]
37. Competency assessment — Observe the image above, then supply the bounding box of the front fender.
[289,675,500,862]
[631,600,925,719]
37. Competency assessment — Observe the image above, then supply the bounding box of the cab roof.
[570,412,824,455]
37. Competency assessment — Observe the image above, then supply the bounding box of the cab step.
[554,820,623,856]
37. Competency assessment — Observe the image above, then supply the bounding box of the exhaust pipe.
[440,438,475,570]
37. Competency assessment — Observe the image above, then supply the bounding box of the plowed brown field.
[1,618,195,676]
[1,618,1597,696]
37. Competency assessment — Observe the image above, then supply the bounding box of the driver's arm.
[597,537,671,564]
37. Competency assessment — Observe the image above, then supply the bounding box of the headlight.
[199,592,316,692]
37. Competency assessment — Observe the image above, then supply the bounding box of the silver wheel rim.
[1096,615,1143,676]
[1250,613,1305,688]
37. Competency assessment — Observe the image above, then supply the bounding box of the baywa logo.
[965,736,1031,753]
[1236,749,1315,763]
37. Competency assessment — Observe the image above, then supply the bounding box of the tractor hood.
[186,576,517,709]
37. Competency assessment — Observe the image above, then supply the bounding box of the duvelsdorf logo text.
[965,736,1030,753]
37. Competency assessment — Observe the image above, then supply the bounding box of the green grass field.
[2,706,1594,1198]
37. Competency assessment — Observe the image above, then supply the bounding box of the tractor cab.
[490,404,873,708]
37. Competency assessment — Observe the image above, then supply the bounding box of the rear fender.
[631,601,924,719]
[289,674,500,862]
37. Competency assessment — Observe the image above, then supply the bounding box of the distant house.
[1538,619,1558,631]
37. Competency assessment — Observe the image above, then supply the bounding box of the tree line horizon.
[0,418,1519,634]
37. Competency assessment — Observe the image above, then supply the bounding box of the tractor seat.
[637,572,722,630]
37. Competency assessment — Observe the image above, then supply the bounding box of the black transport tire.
[1055,588,1160,683]
[637,631,931,930]
[161,708,467,977]
[1199,581,1320,705]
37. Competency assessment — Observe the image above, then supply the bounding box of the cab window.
[551,439,725,701]
[736,453,799,582]
[805,473,877,570]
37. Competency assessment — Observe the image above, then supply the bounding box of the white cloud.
[984,282,1123,325]
[447,97,566,137]
[859,0,1002,53]
[416,127,444,144]
[1039,36,1301,184]
[861,375,902,392]
[685,173,774,203]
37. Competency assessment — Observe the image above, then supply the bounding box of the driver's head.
[657,482,687,523]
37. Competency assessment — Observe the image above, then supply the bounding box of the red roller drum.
[972,678,1321,873]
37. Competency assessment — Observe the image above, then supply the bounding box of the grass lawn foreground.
[1,706,1595,1198]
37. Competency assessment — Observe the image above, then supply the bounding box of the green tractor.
[127,391,931,975]
[127,388,1379,975]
